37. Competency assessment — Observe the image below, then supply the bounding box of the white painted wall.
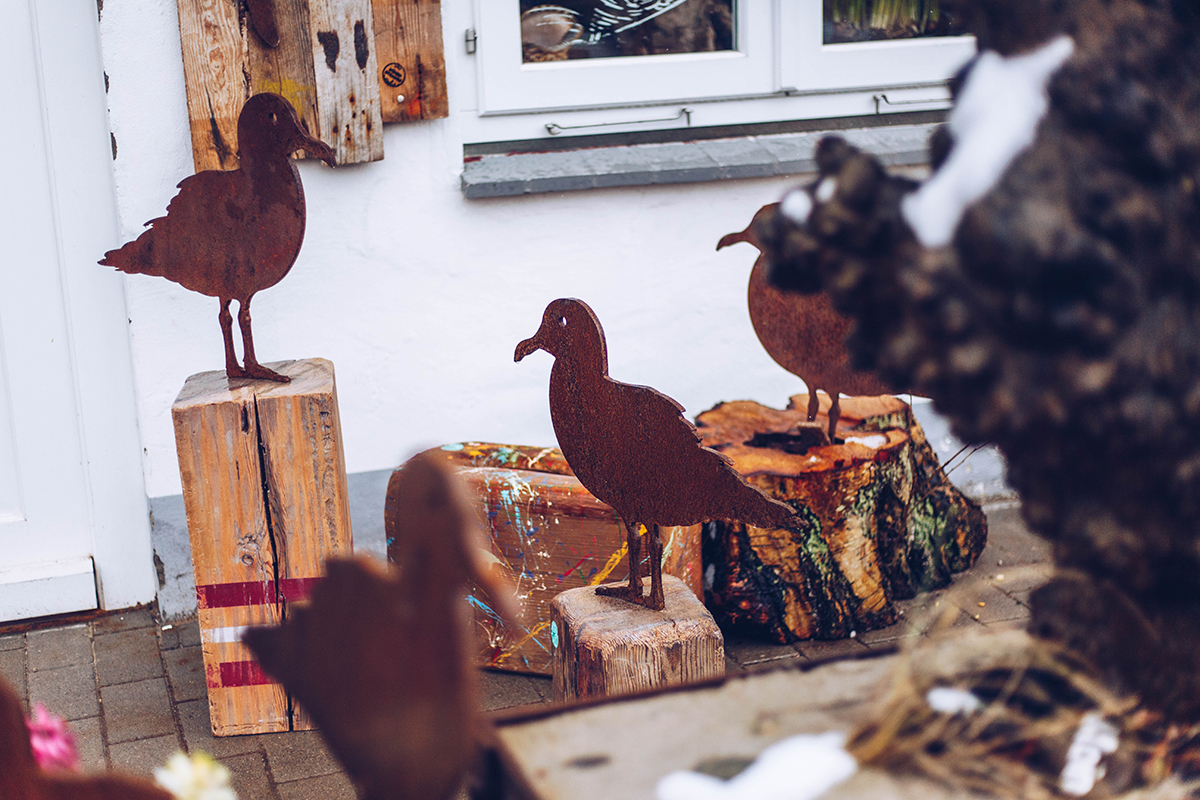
[99,1,824,498]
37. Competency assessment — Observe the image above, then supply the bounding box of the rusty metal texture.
[245,453,518,800]
[245,0,280,47]
[0,677,172,800]
[515,298,801,611]
[100,93,335,383]
[718,202,892,442]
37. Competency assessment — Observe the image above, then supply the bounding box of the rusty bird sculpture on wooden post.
[100,93,335,383]
[718,202,891,442]
[516,298,801,611]
[245,453,518,800]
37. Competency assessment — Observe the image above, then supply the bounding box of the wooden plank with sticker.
[371,0,449,122]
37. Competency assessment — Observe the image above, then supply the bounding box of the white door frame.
[18,0,156,612]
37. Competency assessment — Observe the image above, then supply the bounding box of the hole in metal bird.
[520,0,736,63]
[559,316,567,326]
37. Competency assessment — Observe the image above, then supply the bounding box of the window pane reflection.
[520,1,736,62]
[823,0,967,44]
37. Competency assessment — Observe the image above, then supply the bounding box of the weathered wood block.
[172,358,352,736]
[385,443,702,676]
[697,394,987,644]
[551,575,724,702]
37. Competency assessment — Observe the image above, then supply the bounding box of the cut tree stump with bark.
[696,394,986,643]
[551,575,724,702]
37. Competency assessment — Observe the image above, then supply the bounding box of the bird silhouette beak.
[716,229,748,251]
[304,139,337,167]
[514,334,544,362]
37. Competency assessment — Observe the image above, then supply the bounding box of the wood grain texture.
[176,0,248,172]
[551,575,724,702]
[176,0,384,169]
[370,0,449,122]
[696,394,988,644]
[172,358,353,735]
[386,443,702,676]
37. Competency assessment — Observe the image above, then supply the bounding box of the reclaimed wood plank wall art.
[176,0,447,169]
[385,443,704,675]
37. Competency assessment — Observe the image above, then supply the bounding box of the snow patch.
[926,686,983,714]
[1060,713,1119,796]
[902,35,1075,248]
[780,189,813,224]
[816,178,837,203]
[657,732,857,800]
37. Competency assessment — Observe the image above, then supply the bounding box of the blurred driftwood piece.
[697,394,987,643]
[176,0,384,169]
[385,443,703,675]
[551,574,724,702]
[172,358,352,735]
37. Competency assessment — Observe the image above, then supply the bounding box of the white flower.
[155,752,238,800]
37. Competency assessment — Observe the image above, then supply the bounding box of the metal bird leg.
[219,298,242,378]
[238,297,289,382]
[595,522,665,610]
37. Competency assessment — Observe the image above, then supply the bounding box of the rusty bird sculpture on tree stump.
[100,92,335,383]
[244,453,518,800]
[515,298,801,611]
[718,202,891,442]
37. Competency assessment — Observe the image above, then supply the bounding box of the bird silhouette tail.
[730,481,802,530]
[98,223,168,278]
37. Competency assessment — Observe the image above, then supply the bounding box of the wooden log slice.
[695,394,987,643]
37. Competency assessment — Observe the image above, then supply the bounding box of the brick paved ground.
[0,501,1046,800]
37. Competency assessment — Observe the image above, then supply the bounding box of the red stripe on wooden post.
[218,660,274,688]
[196,577,322,609]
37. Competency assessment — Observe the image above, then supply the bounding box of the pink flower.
[26,704,79,772]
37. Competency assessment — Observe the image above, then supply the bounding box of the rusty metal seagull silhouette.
[100,93,335,383]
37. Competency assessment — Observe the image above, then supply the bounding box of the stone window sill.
[461,122,936,199]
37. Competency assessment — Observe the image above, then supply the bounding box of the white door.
[0,0,156,620]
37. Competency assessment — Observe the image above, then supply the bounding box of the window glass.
[823,0,966,44]
[520,1,736,62]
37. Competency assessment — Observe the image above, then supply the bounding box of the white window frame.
[463,0,976,143]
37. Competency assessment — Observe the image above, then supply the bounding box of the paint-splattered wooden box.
[385,443,702,675]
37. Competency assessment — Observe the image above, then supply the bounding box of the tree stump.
[385,443,702,676]
[172,359,353,735]
[551,575,724,702]
[696,394,986,643]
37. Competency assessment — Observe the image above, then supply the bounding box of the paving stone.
[94,607,156,635]
[70,715,106,771]
[164,646,205,702]
[100,678,175,743]
[27,625,92,672]
[95,628,164,686]
[0,632,24,651]
[798,637,872,662]
[857,620,925,646]
[724,638,804,667]
[0,647,26,706]
[29,663,98,720]
[479,669,550,712]
[220,752,277,800]
[177,699,266,759]
[990,563,1053,596]
[953,585,1029,624]
[262,729,342,782]
[158,619,203,652]
[109,734,180,778]
[277,771,357,800]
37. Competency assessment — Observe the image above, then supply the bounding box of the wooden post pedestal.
[172,359,353,736]
[551,575,724,702]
